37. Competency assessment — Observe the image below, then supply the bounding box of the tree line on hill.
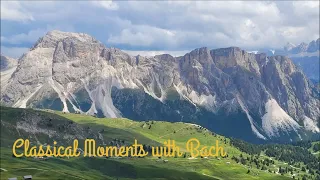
[230,138,320,179]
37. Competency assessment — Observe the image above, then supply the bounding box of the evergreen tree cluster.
[230,138,320,177]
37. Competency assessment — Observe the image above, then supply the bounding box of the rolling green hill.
[0,107,317,180]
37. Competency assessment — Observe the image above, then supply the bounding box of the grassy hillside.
[0,107,309,179]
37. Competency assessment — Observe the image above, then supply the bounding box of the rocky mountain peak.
[154,54,175,62]
[307,38,320,52]
[297,42,308,49]
[32,30,102,50]
[0,54,17,71]
[184,47,213,66]
[210,47,261,76]
[284,42,296,52]
[284,38,320,55]
[1,30,319,143]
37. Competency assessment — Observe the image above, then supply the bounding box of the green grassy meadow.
[0,107,299,179]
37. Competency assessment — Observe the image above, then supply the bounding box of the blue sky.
[1,1,319,58]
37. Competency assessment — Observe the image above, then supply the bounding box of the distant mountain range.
[291,56,319,82]
[284,38,319,55]
[253,38,320,57]
[1,30,319,143]
[250,39,319,81]
[283,39,319,82]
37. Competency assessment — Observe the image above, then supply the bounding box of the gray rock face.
[0,55,17,71]
[1,30,319,142]
[307,39,320,53]
[1,55,18,95]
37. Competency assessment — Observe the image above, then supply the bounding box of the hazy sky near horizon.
[1,1,319,58]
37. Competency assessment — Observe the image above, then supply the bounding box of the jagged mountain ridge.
[284,38,320,55]
[1,30,319,143]
[283,39,319,81]
[235,39,320,81]
[0,55,18,93]
[254,38,319,57]
[0,54,17,71]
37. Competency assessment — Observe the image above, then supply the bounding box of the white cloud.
[293,1,319,11]
[108,25,177,47]
[90,1,118,10]
[124,50,190,57]
[108,1,318,49]
[2,25,75,45]
[108,29,154,46]
[0,46,29,58]
[1,1,34,22]
[0,1,319,52]
[2,28,47,45]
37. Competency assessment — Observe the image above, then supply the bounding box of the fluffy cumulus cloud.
[1,1,319,58]
[91,1,119,10]
[2,25,75,45]
[1,1,34,22]
[0,46,30,58]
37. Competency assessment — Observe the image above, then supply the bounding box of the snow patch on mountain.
[270,49,275,55]
[90,81,121,118]
[13,85,43,108]
[236,95,267,140]
[247,51,259,54]
[303,116,319,133]
[173,83,218,110]
[188,90,217,110]
[48,78,69,112]
[80,78,121,117]
[262,98,301,137]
